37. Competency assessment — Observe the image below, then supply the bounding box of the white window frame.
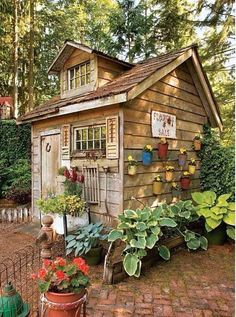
[73,125,106,152]
[67,61,91,90]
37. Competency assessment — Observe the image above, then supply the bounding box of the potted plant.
[31,257,89,317]
[36,194,86,235]
[171,182,181,197]
[165,165,175,182]
[180,171,191,189]
[153,175,163,195]
[178,148,187,167]
[193,135,202,151]
[157,137,168,159]
[66,223,108,265]
[188,158,196,174]
[142,145,153,166]
[127,155,138,175]
[192,191,235,245]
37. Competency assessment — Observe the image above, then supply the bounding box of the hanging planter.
[188,158,196,175]
[178,148,187,167]
[193,135,202,151]
[165,166,175,182]
[142,145,153,166]
[127,155,138,175]
[171,182,181,197]
[152,175,163,195]
[157,137,168,159]
[180,171,191,190]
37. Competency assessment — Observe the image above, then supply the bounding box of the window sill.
[71,150,106,159]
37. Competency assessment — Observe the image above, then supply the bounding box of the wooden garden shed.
[18,41,222,225]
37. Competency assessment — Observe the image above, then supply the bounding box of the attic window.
[68,61,91,90]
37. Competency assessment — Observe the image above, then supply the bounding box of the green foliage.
[36,194,86,217]
[65,223,107,256]
[199,125,235,201]
[64,179,83,197]
[0,120,31,202]
[192,191,235,240]
[108,206,176,277]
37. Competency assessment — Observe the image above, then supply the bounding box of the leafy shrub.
[199,125,235,201]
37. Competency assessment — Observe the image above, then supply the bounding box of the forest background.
[0,0,234,145]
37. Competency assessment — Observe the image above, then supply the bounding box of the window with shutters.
[73,125,106,153]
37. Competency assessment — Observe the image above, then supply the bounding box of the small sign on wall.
[151,111,176,138]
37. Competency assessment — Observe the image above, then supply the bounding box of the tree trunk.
[13,0,19,118]
[28,0,35,112]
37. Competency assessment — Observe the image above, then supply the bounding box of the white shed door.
[41,134,60,198]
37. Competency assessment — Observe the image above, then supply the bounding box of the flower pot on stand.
[44,290,86,317]
[178,154,187,167]
[188,164,196,175]
[157,143,168,159]
[142,151,153,166]
[193,139,201,151]
[165,171,174,182]
[153,181,163,195]
[128,165,137,175]
[180,177,191,190]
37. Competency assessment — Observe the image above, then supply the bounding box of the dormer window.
[68,61,91,90]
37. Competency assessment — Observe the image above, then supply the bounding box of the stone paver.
[87,244,234,317]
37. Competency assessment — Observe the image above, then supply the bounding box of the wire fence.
[0,244,41,316]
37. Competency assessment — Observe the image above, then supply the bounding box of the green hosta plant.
[191,191,235,240]
[65,223,108,256]
[161,200,208,251]
[108,207,177,277]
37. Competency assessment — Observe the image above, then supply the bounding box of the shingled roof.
[19,44,199,121]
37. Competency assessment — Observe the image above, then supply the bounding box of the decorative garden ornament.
[142,145,153,165]
[157,137,168,159]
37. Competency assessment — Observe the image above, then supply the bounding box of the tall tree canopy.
[0,0,234,144]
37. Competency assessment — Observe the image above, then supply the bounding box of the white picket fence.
[0,206,32,223]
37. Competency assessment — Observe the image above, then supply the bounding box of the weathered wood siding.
[97,56,128,87]
[123,63,208,210]
[31,105,123,224]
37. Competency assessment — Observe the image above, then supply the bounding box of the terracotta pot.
[193,139,201,151]
[180,177,191,190]
[142,151,153,166]
[128,165,137,175]
[188,164,196,174]
[157,143,168,159]
[178,153,187,167]
[44,290,85,317]
[165,171,174,182]
[153,181,163,195]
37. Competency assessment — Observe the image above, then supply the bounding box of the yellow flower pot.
[128,165,137,175]
[188,165,196,175]
[165,171,174,182]
[153,181,163,195]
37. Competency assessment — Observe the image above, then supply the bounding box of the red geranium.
[38,268,47,279]
[43,259,51,267]
[55,257,66,267]
[55,270,66,281]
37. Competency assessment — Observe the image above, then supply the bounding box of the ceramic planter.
[82,246,102,266]
[193,139,201,151]
[44,290,85,317]
[153,181,163,195]
[178,153,187,167]
[165,171,174,182]
[157,143,168,159]
[188,164,196,174]
[180,177,191,190]
[142,151,153,166]
[49,213,89,235]
[204,224,226,245]
[128,165,137,175]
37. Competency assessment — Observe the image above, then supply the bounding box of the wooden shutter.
[106,116,119,159]
[61,125,70,160]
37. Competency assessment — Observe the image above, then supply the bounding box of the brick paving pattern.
[87,244,234,317]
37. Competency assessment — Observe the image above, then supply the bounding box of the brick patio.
[87,244,234,317]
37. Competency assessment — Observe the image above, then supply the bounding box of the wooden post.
[36,215,56,260]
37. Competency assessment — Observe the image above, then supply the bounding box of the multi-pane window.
[74,125,106,151]
[68,61,91,90]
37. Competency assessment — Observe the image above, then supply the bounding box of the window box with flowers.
[180,171,191,190]
[165,165,175,182]
[142,144,153,166]
[153,175,163,195]
[127,155,138,175]
[178,148,187,167]
[188,158,197,175]
[157,137,168,159]
[32,257,89,317]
